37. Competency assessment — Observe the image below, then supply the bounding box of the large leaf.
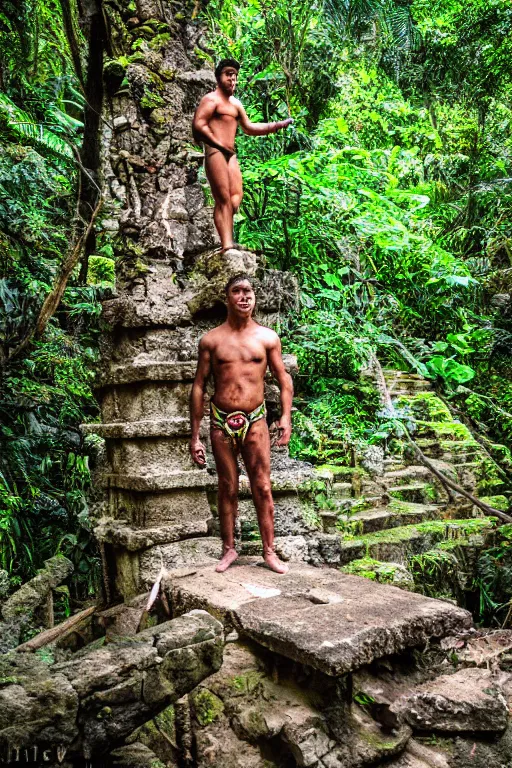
[0,93,74,159]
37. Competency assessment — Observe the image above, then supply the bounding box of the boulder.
[391,668,508,732]
[0,610,223,757]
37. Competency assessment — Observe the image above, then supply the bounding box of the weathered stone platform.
[168,562,472,676]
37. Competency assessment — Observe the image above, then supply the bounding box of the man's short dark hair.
[215,58,240,80]
[225,273,253,294]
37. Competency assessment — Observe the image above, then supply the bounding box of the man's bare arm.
[192,95,235,154]
[236,101,293,137]
[268,334,293,446]
[189,337,212,466]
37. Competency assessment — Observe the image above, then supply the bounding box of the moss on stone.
[191,688,224,726]
[341,557,379,581]
[479,495,509,512]
[139,91,165,110]
[415,419,474,441]
[396,392,452,422]
[149,32,171,50]
[230,670,264,694]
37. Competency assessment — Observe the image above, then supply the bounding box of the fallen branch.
[370,353,512,525]
[15,605,96,652]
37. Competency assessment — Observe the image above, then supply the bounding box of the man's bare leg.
[242,420,289,574]
[211,428,240,572]
[228,154,243,218]
[205,151,235,250]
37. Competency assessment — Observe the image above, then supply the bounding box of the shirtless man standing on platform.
[189,274,293,574]
[192,58,293,251]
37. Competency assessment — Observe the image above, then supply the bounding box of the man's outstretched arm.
[268,334,293,446]
[237,101,293,137]
[192,95,235,154]
[189,338,211,466]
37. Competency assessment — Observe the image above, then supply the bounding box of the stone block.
[84,417,196,440]
[169,564,472,676]
[108,437,194,474]
[391,668,509,732]
[108,487,212,527]
[100,381,192,422]
[140,538,223,582]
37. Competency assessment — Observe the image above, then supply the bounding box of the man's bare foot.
[263,549,289,574]
[215,547,239,573]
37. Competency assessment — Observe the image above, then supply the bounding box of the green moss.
[396,392,452,422]
[415,419,474,441]
[341,557,379,580]
[160,67,176,82]
[0,676,19,686]
[315,464,357,480]
[231,671,264,694]
[149,32,171,50]
[140,91,165,109]
[191,689,224,726]
[479,495,509,512]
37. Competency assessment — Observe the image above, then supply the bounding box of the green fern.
[0,93,74,160]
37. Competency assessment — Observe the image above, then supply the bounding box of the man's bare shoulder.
[197,91,219,109]
[254,324,280,347]
[199,325,225,348]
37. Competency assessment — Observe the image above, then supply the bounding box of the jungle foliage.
[0,0,106,596]
[204,0,512,470]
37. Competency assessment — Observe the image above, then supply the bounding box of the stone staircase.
[228,368,508,583]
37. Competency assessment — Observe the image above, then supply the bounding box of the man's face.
[227,280,255,316]
[218,67,238,96]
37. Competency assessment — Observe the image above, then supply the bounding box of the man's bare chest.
[212,101,239,121]
[213,340,267,368]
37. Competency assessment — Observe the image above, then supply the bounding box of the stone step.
[383,465,433,485]
[388,483,439,504]
[140,537,223,581]
[415,439,481,462]
[344,501,443,534]
[104,467,316,494]
[339,518,496,567]
[167,563,472,676]
[332,482,353,498]
[94,518,210,551]
[388,381,433,394]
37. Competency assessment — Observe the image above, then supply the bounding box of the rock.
[392,668,509,732]
[360,445,385,478]
[1,556,73,621]
[111,742,166,767]
[113,116,130,132]
[169,564,472,676]
[458,629,512,666]
[274,535,309,562]
[0,611,223,757]
[0,570,9,600]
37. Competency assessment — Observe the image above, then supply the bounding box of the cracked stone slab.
[168,564,472,676]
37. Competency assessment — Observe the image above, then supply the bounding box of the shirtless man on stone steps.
[189,274,293,573]
[192,58,293,251]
